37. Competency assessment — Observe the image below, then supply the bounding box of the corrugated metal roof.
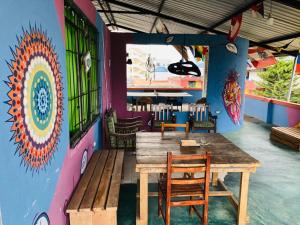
[93,0,300,55]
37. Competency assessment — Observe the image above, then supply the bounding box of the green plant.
[254,59,300,104]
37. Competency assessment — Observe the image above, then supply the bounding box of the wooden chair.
[110,108,143,128]
[158,152,211,225]
[189,104,217,133]
[151,104,175,131]
[136,97,153,111]
[161,122,189,134]
[105,112,137,151]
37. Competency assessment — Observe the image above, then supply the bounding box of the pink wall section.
[48,2,100,224]
[287,108,300,126]
[102,28,112,114]
[111,33,133,118]
[73,0,96,25]
[48,127,95,225]
[54,0,65,42]
[110,34,159,129]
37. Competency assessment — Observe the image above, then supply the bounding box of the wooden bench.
[67,149,124,225]
[270,127,300,151]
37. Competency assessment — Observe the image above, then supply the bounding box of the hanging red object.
[248,47,277,69]
[295,54,300,75]
[251,2,264,17]
[228,14,243,43]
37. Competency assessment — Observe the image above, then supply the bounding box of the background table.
[127,91,192,97]
[135,132,260,225]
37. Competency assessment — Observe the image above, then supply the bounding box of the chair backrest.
[161,122,189,133]
[167,152,211,200]
[153,104,173,121]
[189,103,209,122]
[105,113,115,134]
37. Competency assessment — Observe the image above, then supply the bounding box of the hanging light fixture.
[167,36,201,77]
[266,0,274,25]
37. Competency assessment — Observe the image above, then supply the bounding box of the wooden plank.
[270,133,300,151]
[212,172,218,186]
[69,212,93,225]
[238,172,250,225]
[136,191,232,198]
[67,151,101,213]
[93,150,117,211]
[271,129,300,141]
[92,209,118,225]
[106,150,125,209]
[79,150,109,212]
[139,172,148,225]
[271,127,300,140]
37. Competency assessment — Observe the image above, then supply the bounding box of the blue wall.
[131,34,249,132]
[245,97,270,122]
[244,95,300,127]
[0,1,68,224]
[0,1,106,225]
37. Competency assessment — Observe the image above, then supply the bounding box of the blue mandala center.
[37,87,49,114]
[31,71,53,130]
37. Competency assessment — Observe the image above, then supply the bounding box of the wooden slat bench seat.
[67,149,124,225]
[270,127,300,151]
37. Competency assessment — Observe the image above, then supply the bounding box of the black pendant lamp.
[168,36,201,77]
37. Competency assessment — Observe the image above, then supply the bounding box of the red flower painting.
[222,70,241,125]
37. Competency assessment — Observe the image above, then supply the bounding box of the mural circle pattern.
[5,26,63,170]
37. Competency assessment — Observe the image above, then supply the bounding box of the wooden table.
[135,132,260,225]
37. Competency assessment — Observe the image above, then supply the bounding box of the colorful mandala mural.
[5,26,63,171]
[222,70,241,125]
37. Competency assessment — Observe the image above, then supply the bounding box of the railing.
[245,94,300,127]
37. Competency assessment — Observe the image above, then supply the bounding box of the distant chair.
[136,97,153,111]
[110,108,143,129]
[151,104,175,131]
[161,122,189,134]
[189,103,217,133]
[166,97,183,111]
[158,152,211,225]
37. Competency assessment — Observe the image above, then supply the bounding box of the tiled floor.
[119,117,300,225]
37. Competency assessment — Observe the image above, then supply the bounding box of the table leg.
[212,172,218,186]
[138,172,148,225]
[237,172,250,225]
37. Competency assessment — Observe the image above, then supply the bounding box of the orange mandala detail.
[5,26,63,171]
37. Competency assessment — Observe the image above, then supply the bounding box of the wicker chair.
[109,108,143,129]
[105,111,137,151]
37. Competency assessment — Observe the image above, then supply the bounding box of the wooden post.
[138,172,148,225]
[238,172,250,225]
[287,56,298,102]
[212,172,218,186]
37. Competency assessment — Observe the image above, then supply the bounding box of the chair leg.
[166,205,171,225]
[158,187,162,217]
[202,203,208,225]
[189,197,194,215]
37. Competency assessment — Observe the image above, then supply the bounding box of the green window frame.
[65,3,100,147]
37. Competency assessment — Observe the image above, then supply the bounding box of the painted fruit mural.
[5,25,63,171]
[222,70,241,125]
